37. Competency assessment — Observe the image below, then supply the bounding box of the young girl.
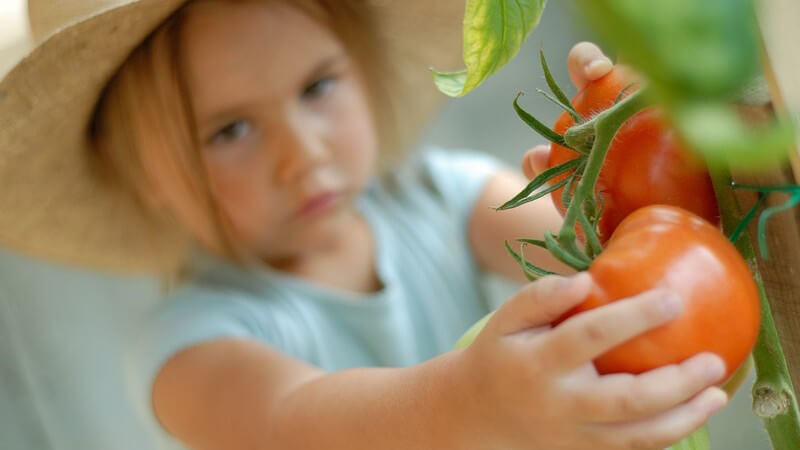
[0,1,729,448]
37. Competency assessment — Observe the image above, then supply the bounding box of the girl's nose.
[272,120,328,184]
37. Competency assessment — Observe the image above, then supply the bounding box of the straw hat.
[0,0,465,273]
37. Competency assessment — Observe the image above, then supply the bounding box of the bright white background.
[0,0,29,44]
[0,0,30,72]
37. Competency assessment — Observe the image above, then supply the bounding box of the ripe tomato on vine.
[553,205,760,382]
[548,68,719,242]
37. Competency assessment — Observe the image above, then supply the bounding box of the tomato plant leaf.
[572,0,795,168]
[513,93,572,149]
[433,0,547,97]
[539,49,583,122]
[516,238,547,249]
[504,240,556,280]
[503,177,571,210]
[574,0,760,101]
[674,103,795,170]
[537,89,583,124]
[498,159,580,210]
[431,70,468,97]
[613,82,638,105]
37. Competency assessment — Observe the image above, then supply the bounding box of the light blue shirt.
[126,149,505,447]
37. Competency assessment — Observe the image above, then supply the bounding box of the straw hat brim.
[0,36,34,78]
[0,0,465,273]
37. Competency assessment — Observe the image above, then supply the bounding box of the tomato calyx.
[562,124,594,154]
[501,52,653,275]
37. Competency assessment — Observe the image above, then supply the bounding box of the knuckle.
[677,367,705,392]
[613,389,643,418]
[529,339,561,372]
[641,295,671,324]
[527,276,571,320]
[580,321,610,344]
[566,388,596,416]
[535,275,568,297]
[690,395,711,416]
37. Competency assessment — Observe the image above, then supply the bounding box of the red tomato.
[549,68,719,242]
[556,205,760,381]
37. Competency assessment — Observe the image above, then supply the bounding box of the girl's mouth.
[296,192,341,219]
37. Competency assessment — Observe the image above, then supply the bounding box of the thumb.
[567,41,613,90]
[522,145,552,180]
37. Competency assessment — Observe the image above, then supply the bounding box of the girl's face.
[174,0,378,265]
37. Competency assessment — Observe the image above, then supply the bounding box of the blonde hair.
[91,0,392,265]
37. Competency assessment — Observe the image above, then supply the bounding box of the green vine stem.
[557,89,652,248]
[709,165,800,449]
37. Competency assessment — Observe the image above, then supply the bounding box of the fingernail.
[660,293,683,318]
[706,389,728,414]
[584,59,612,78]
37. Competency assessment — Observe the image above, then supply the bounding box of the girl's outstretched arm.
[152,272,726,450]
[152,338,467,449]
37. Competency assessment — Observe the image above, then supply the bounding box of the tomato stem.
[709,165,800,449]
[732,183,800,194]
[729,183,800,258]
[755,192,800,259]
[557,89,652,254]
[729,193,767,244]
[544,232,590,270]
[577,210,603,257]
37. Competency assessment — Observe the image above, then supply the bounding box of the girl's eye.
[210,120,252,146]
[302,76,336,100]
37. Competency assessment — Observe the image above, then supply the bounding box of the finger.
[487,272,592,336]
[586,387,728,450]
[521,145,551,180]
[567,41,613,90]
[569,353,727,423]
[541,289,683,372]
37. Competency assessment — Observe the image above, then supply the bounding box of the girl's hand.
[522,42,613,180]
[454,272,728,450]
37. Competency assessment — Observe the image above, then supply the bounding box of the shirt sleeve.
[418,148,507,229]
[124,286,275,442]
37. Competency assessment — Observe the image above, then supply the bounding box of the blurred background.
[0,0,773,449]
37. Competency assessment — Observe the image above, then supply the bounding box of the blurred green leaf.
[573,0,795,169]
[433,0,547,97]
[674,102,795,170]
[574,0,760,102]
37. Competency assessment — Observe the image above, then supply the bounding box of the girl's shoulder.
[370,147,506,225]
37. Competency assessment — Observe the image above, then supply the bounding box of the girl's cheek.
[334,91,379,171]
